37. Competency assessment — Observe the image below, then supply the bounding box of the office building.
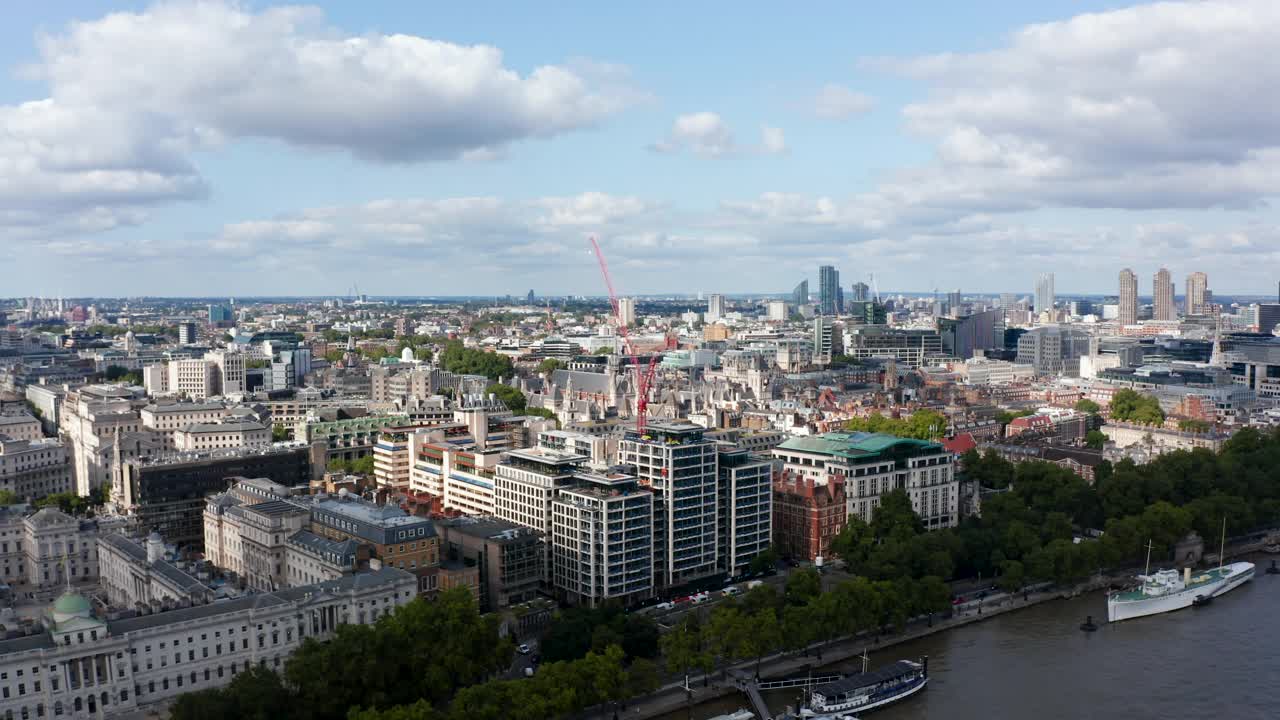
[207,304,233,325]
[818,265,840,315]
[937,308,1005,360]
[716,447,772,575]
[616,298,637,328]
[766,300,788,322]
[947,290,962,316]
[1119,269,1138,325]
[706,294,725,322]
[791,280,809,308]
[1256,304,1280,335]
[813,317,843,363]
[998,293,1017,310]
[140,402,231,450]
[772,472,845,561]
[773,432,958,530]
[177,323,197,346]
[171,419,269,452]
[1034,273,1055,313]
[1186,272,1209,315]
[844,327,942,367]
[1015,326,1092,375]
[618,422,719,589]
[1153,268,1176,321]
[851,282,870,302]
[551,468,653,608]
[438,517,542,613]
[115,442,321,547]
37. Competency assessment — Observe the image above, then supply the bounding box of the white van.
[722,586,742,597]
[690,592,711,604]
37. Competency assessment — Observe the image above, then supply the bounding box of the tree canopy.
[1109,389,1165,425]
[843,410,947,439]
[486,384,527,414]
[439,340,514,380]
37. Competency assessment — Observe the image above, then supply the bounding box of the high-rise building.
[818,265,840,315]
[1034,273,1055,313]
[616,297,636,328]
[1186,272,1209,315]
[207,304,232,325]
[707,293,725,322]
[178,322,197,346]
[1119,269,1138,325]
[1256,304,1280,334]
[851,282,870,302]
[813,316,843,363]
[792,280,809,307]
[947,289,962,316]
[1154,268,1176,321]
[526,289,536,304]
[998,293,1017,310]
[766,300,788,322]
[618,422,719,590]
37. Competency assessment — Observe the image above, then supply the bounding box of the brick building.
[772,473,846,562]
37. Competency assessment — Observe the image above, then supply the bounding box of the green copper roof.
[776,432,939,459]
[53,592,91,617]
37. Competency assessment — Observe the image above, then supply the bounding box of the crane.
[589,236,660,434]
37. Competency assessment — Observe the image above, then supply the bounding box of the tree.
[624,657,660,698]
[35,492,89,516]
[1085,429,1108,449]
[486,384,527,414]
[351,455,375,476]
[438,340,514,380]
[0,490,17,506]
[748,545,778,574]
[1110,389,1165,425]
[1178,419,1211,433]
[785,568,822,605]
[536,358,565,374]
[271,425,290,442]
[171,665,293,720]
[1074,398,1101,414]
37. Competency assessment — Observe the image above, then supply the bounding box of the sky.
[4,0,1280,298]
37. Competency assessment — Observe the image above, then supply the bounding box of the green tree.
[748,545,778,574]
[536,358,565,374]
[785,568,822,605]
[0,490,17,506]
[1075,398,1101,414]
[1085,429,1108,449]
[624,657,660,698]
[1178,419,1211,433]
[271,424,291,442]
[486,384,527,414]
[1110,389,1165,425]
[350,455,376,475]
[171,665,293,720]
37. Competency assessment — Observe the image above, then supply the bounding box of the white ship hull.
[1107,562,1255,623]
[1209,562,1254,598]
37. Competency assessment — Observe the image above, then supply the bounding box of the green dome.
[53,592,91,618]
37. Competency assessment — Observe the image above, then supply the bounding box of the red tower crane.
[590,236,658,434]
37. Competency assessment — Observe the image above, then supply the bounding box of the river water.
[659,558,1280,720]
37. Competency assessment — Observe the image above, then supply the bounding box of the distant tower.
[1118,269,1138,325]
[818,266,840,315]
[1153,268,1175,321]
[1185,272,1209,315]
[1034,273,1055,314]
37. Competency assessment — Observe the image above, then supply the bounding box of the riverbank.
[593,575,1117,720]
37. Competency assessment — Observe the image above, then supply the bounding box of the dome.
[52,592,91,623]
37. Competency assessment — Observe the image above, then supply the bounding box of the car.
[655,601,676,611]
[518,644,531,654]
[690,592,710,604]
[722,586,741,597]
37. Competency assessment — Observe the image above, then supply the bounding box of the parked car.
[655,601,676,611]
[518,644,531,654]
[722,586,742,597]
[690,592,711,604]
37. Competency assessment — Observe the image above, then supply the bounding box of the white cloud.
[813,84,875,119]
[761,126,788,155]
[652,112,736,157]
[863,0,1280,212]
[0,1,636,237]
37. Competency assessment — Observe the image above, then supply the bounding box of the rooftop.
[776,432,941,459]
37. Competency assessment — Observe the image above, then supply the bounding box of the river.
[657,557,1280,720]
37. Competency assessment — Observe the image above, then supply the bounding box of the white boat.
[707,711,756,720]
[1108,524,1256,623]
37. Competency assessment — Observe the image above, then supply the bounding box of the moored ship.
[1108,525,1255,623]
[801,656,927,717]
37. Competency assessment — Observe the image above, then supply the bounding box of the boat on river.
[1108,525,1255,623]
[800,654,927,717]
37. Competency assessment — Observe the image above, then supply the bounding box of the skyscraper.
[998,293,1017,310]
[617,297,636,328]
[792,280,809,307]
[1034,273,1055,314]
[1186,272,1208,315]
[1153,268,1175,321]
[707,293,725,322]
[818,265,840,315]
[1118,269,1138,325]
[851,282,870,302]
[947,289,962,316]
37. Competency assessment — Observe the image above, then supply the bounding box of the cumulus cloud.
[651,112,737,157]
[652,113,789,157]
[864,0,1280,212]
[813,84,875,119]
[0,1,635,236]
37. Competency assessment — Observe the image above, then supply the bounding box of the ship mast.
[1219,517,1227,573]
[1143,540,1153,576]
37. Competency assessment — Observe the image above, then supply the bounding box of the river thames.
[659,559,1279,720]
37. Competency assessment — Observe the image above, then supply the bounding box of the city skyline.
[6,0,1280,296]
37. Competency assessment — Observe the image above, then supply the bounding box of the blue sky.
[4,1,1279,297]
